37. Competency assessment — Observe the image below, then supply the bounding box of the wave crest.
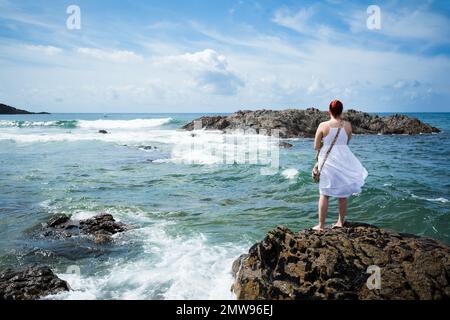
[0,120,77,128]
[77,118,173,129]
[0,118,173,129]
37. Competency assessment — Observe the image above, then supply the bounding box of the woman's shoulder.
[342,120,352,134]
[342,120,352,128]
[319,120,330,128]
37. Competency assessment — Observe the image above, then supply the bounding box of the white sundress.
[318,124,368,198]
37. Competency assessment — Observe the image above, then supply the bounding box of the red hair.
[329,99,343,117]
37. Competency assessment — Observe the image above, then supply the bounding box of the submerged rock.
[279,141,293,149]
[182,108,440,138]
[137,145,158,150]
[41,213,128,243]
[0,266,69,300]
[232,222,450,300]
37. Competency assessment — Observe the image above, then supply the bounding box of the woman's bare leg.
[313,194,329,231]
[333,197,347,228]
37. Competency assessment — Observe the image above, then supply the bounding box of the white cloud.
[77,48,143,63]
[25,45,62,56]
[166,49,244,95]
[169,49,228,70]
[272,7,316,33]
[307,78,325,95]
[392,79,421,90]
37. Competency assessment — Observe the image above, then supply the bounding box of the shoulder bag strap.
[319,122,342,173]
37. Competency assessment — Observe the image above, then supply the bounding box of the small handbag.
[312,125,342,183]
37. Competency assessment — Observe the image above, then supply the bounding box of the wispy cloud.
[25,44,62,56]
[272,6,317,34]
[77,48,144,63]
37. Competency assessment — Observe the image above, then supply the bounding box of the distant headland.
[0,103,50,115]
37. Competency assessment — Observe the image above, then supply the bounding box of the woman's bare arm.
[346,121,352,144]
[314,123,323,160]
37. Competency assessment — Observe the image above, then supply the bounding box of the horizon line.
[6,111,450,114]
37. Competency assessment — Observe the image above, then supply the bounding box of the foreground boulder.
[42,213,128,243]
[0,266,69,300]
[182,108,440,138]
[232,222,450,300]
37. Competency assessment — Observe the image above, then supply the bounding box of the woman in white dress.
[312,100,368,231]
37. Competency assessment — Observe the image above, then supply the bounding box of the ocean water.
[0,112,449,300]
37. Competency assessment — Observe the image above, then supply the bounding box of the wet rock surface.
[0,266,69,300]
[232,222,450,300]
[40,213,128,243]
[182,108,440,138]
[278,141,293,149]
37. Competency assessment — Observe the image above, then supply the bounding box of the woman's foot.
[312,224,325,232]
[332,220,345,229]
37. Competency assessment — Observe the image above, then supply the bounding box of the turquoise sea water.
[0,112,449,299]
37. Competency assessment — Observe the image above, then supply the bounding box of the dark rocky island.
[232,222,450,300]
[0,103,50,115]
[182,108,440,138]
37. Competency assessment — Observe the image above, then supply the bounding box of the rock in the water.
[41,213,128,243]
[46,214,70,228]
[138,145,157,150]
[279,141,293,149]
[0,266,69,300]
[232,222,450,300]
[79,213,127,236]
[98,130,108,134]
[94,234,113,244]
[181,108,440,138]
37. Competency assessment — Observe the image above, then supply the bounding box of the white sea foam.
[70,210,103,221]
[0,129,185,144]
[77,118,172,129]
[0,120,66,127]
[0,118,172,129]
[162,131,278,165]
[46,220,246,300]
[0,123,278,167]
[411,194,448,203]
[281,168,299,180]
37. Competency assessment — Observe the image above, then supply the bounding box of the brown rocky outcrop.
[232,222,450,300]
[0,266,69,300]
[182,108,440,138]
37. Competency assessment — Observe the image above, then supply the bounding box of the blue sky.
[0,0,449,113]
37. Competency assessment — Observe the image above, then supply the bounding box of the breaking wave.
[0,118,173,129]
